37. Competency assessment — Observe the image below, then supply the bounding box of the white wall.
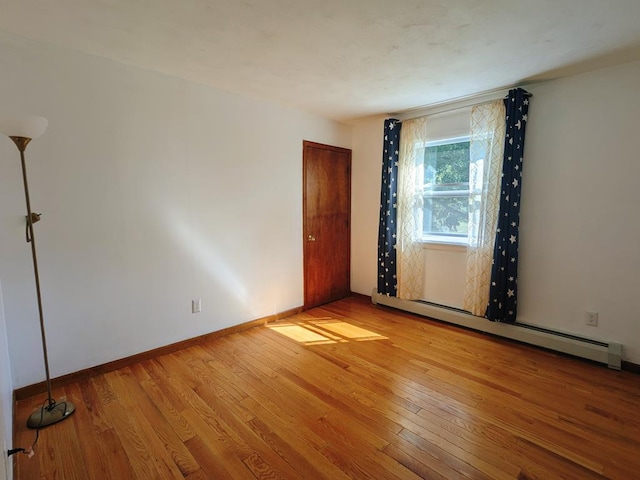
[0,280,12,480]
[0,32,351,389]
[422,245,466,309]
[350,116,385,295]
[519,60,640,362]
[351,59,640,363]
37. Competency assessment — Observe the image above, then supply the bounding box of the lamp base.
[27,400,76,429]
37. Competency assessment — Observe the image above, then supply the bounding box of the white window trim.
[421,238,468,252]
[422,135,471,246]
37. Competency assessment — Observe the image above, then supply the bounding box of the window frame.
[421,135,471,246]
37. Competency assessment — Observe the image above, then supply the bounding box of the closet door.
[303,141,351,309]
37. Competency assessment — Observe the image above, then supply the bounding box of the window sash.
[422,137,471,242]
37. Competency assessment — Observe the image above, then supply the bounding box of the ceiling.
[1,0,639,122]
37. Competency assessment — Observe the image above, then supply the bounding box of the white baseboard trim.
[371,291,622,370]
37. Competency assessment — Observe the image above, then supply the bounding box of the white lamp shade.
[0,114,48,140]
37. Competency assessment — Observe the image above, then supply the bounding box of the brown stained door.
[303,141,351,309]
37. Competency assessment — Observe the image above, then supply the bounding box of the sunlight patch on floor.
[268,325,337,345]
[268,318,387,345]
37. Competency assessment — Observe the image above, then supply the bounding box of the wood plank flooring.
[13,297,640,479]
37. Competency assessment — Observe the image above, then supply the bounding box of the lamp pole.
[12,136,55,410]
[1,116,75,428]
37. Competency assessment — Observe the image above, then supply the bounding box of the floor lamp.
[0,115,76,428]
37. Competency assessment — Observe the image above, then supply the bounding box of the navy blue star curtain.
[377,119,401,295]
[486,88,530,322]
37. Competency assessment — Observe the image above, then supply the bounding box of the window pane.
[423,196,468,236]
[424,141,470,186]
[423,139,470,238]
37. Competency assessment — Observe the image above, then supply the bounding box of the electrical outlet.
[192,299,202,314]
[585,311,598,327]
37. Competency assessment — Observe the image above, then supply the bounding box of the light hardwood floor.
[14,297,640,479]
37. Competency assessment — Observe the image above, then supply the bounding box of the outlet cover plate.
[585,311,598,326]
[192,299,202,314]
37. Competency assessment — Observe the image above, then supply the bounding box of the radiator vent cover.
[371,291,622,370]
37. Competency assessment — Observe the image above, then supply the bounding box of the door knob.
[307,235,316,242]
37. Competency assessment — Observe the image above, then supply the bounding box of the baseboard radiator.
[371,291,622,370]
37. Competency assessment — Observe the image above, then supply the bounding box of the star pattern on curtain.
[377,119,401,295]
[486,88,530,322]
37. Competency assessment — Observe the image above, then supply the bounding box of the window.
[422,136,470,244]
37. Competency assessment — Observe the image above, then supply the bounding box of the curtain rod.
[509,91,533,98]
[392,87,532,122]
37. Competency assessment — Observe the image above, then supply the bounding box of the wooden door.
[303,141,351,309]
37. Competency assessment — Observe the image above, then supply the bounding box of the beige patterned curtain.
[397,116,428,300]
[463,100,506,315]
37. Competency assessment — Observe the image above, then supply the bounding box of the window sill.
[420,238,468,252]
